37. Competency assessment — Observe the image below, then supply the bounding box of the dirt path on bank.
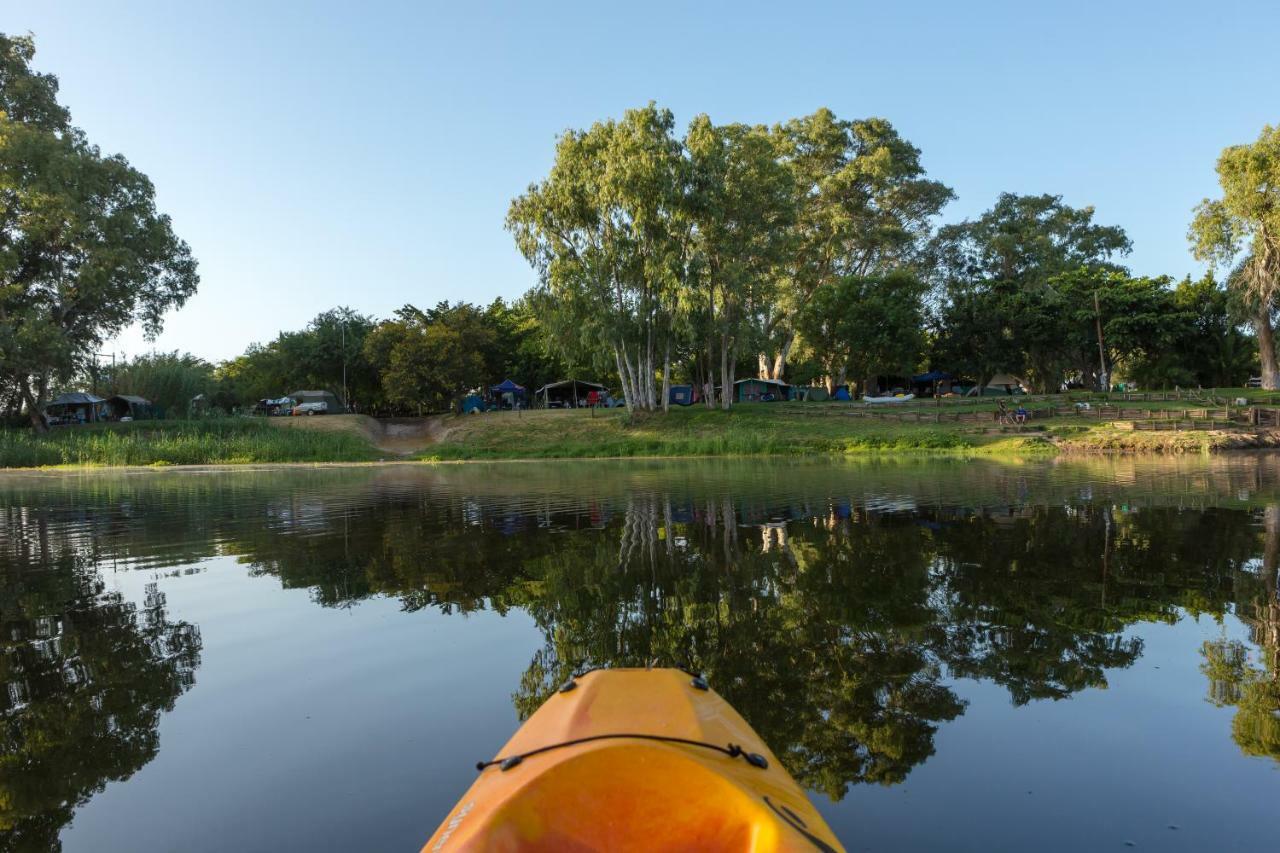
[268,414,451,456]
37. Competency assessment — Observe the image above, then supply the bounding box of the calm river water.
[1,457,1278,852]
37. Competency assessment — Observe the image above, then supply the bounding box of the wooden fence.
[783,404,1236,425]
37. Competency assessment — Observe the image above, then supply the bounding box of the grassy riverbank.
[0,419,381,468]
[5,397,1278,468]
[424,398,1280,460]
[426,406,1055,459]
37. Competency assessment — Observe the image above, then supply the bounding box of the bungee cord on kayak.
[476,733,770,772]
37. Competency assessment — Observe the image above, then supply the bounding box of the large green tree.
[508,104,687,411]
[685,117,795,407]
[1125,274,1255,389]
[930,193,1131,390]
[1190,124,1280,388]
[0,34,198,430]
[795,271,926,394]
[363,302,494,413]
[760,111,952,380]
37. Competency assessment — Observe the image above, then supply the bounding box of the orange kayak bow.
[423,668,843,852]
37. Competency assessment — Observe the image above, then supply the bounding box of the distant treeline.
[57,299,576,418]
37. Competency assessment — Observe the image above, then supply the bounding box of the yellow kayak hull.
[423,668,843,852]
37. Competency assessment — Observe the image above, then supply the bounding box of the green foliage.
[107,351,216,417]
[762,110,953,378]
[0,34,198,428]
[931,194,1135,390]
[1189,124,1280,283]
[215,307,377,411]
[364,302,496,412]
[1126,275,1256,388]
[509,105,952,406]
[1189,124,1280,387]
[796,271,926,391]
[508,103,688,410]
[685,116,796,405]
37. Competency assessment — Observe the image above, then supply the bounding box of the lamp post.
[340,317,348,411]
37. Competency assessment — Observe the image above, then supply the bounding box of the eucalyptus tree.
[507,104,686,411]
[759,110,952,380]
[0,34,198,430]
[1190,124,1280,388]
[685,117,795,407]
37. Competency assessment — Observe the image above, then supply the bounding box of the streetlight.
[340,317,348,410]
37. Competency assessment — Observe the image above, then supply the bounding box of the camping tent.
[536,379,605,408]
[804,387,830,402]
[106,395,154,420]
[489,379,527,409]
[44,392,107,424]
[733,378,789,402]
[287,390,346,413]
[490,379,525,395]
[979,374,1027,395]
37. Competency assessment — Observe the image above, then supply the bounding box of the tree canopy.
[1190,124,1280,388]
[0,34,198,429]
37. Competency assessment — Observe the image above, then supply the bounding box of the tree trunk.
[704,332,717,408]
[719,335,730,409]
[773,332,794,380]
[661,337,671,413]
[1256,306,1279,390]
[645,320,656,410]
[757,331,795,381]
[720,334,734,410]
[19,379,48,433]
[614,345,634,411]
[835,366,848,395]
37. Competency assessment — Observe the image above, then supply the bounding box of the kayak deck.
[423,668,842,852]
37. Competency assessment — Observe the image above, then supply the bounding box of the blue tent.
[912,370,955,383]
[833,386,852,401]
[490,379,525,394]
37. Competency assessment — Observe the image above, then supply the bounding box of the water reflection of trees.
[1199,505,1280,763]
[210,480,1280,790]
[4,460,1280,815]
[0,519,201,852]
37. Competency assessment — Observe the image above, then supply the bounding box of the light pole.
[1093,290,1108,392]
[340,317,348,411]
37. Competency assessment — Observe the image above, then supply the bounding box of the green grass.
[424,405,1050,460]
[5,391,1272,469]
[0,419,381,468]
[423,395,1280,461]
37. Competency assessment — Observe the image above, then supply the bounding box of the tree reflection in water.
[0,514,202,852]
[2,458,1279,845]
[1199,504,1280,762]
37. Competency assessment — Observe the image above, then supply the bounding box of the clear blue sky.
[5,1,1278,362]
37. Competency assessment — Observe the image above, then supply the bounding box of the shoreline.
[5,405,1280,471]
[4,437,1280,475]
